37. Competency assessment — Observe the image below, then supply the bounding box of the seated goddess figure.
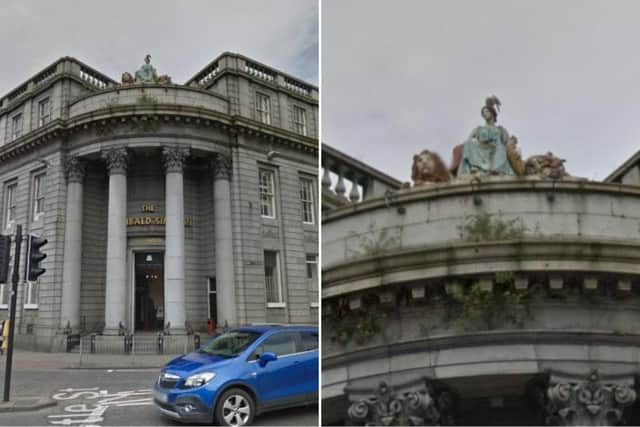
[456,96,516,177]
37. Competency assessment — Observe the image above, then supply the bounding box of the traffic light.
[25,234,47,282]
[0,236,10,284]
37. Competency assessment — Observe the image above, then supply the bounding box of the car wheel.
[215,388,255,426]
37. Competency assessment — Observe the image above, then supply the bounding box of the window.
[24,280,38,309]
[5,182,17,228]
[300,331,318,352]
[306,254,318,285]
[0,284,7,309]
[32,173,46,221]
[293,106,307,136]
[38,98,50,127]
[11,114,22,140]
[255,93,271,125]
[264,251,283,305]
[300,177,315,224]
[253,332,299,358]
[259,169,276,218]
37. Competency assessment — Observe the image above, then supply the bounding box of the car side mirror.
[258,351,277,367]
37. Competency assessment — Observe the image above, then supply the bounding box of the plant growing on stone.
[348,223,402,258]
[323,299,388,346]
[448,272,532,331]
[458,212,527,242]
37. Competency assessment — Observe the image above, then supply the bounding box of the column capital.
[211,153,232,180]
[64,156,86,183]
[528,370,637,426]
[162,146,190,174]
[101,148,128,175]
[346,378,457,426]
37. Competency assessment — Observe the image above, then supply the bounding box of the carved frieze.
[64,156,86,183]
[162,146,190,174]
[101,148,128,175]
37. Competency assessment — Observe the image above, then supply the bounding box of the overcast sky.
[322,0,640,182]
[0,0,318,95]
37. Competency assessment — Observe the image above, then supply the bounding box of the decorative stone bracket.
[528,370,637,426]
[345,378,456,426]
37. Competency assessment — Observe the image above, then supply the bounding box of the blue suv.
[153,324,318,426]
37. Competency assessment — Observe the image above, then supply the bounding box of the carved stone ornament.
[101,148,128,175]
[530,370,637,426]
[524,152,569,180]
[65,156,86,183]
[411,150,451,186]
[346,379,456,426]
[211,153,232,180]
[162,146,190,174]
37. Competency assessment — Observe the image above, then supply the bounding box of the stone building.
[0,52,318,351]
[322,135,640,425]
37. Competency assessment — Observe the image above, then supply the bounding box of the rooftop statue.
[121,54,172,85]
[135,54,158,82]
[454,96,516,177]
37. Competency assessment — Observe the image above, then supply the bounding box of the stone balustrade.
[322,144,403,207]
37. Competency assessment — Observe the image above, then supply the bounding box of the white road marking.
[48,387,154,426]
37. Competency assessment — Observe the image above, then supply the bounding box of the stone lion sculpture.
[121,72,135,84]
[525,152,568,179]
[411,150,450,185]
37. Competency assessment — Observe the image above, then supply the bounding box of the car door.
[253,331,307,407]
[298,330,319,400]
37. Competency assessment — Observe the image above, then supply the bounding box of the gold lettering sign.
[126,216,192,227]
[142,203,156,213]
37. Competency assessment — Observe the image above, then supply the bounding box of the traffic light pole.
[3,224,21,402]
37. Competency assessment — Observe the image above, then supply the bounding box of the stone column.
[102,148,128,335]
[212,153,236,327]
[60,157,86,332]
[163,146,190,333]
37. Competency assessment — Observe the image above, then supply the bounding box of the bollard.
[90,334,96,354]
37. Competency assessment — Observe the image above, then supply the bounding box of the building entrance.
[134,252,164,331]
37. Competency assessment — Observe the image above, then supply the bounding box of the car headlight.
[184,372,216,388]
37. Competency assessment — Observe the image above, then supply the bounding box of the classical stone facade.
[322,144,640,425]
[0,53,318,351]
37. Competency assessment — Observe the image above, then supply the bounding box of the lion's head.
[121,72,134,84]
[411,150,450,185]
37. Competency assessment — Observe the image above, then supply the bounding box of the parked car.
[153,324,318,426]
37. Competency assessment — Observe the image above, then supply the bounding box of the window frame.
[24,280,38,309]
[264,250,285,307]
[259,169,276,219]
[32,172,46,221]
[293,105,307,136]
[11,113,23,141]
[255,92,271,125]
[299,176,315,224]
[37,97,51,127]
[5,181,17,229]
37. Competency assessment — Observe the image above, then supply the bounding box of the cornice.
[0,105,317,165]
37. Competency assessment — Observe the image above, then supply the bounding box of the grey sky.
[322,0,640,182]
[0,0,318,95]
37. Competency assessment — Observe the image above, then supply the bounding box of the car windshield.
[199,330,261,357]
